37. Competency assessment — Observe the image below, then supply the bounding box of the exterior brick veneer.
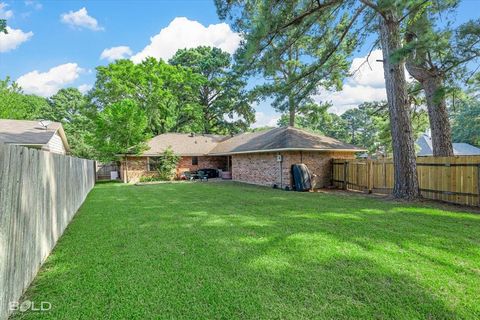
[119,151,355,187]
[232,151,356,189]
[177,156,227,174]
[120,156,227,183]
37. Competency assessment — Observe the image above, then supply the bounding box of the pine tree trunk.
[379,15,420,199]
[422,76,454,156]
[288,95,295,127]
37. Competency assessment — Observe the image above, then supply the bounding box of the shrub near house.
[140,147,180,182]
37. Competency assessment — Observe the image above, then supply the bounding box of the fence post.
[383,160,387,190]
[477,164,480,207]
[367,160,373,193]
[94,160,97,183]
[343,161,348,190]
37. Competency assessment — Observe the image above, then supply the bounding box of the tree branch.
[277,0,342,31]
[283,4,367,90]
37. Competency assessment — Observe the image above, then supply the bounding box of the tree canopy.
[93,99,150,161]
[169,46,254,134]
[217,0,359,127]
[45,88,97,158]
[0,77,48,120]
[91,58,204,136]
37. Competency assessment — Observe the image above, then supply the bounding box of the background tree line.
[0,46,255,161]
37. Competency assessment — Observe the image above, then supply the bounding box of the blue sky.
[0,0,478,127]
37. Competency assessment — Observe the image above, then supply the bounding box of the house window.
[148,157,162,171]
[192,156,198,165]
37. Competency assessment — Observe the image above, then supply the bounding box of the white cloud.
[78,84,92,94]
[0,27,33,52]
[25,0,42,10]
[0,2,13,19]
[17,63,83,97]
[313,49,387,114]
[314,49,416,114]
[348,50,386,89]
[100,46,132,61]
[251,111,280,128]
[60,7,103,31]
[131,17,241,63]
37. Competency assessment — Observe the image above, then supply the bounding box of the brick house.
[120,126,364,188]
[120,133,228,183]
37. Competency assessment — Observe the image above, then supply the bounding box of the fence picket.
[0,144,95,320]
[332,156,480,206]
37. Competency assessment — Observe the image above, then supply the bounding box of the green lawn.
[12,182,480,319]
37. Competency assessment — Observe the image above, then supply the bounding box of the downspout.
[279,153,283,189]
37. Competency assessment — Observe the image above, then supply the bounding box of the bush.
[139,176,163,183]
[156,147,180,180]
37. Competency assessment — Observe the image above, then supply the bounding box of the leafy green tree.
[0,19,6,34]
[91,58,204,135]
[44,88,97,158]
[0,77,48,120]
[341,105,378,148]
[93,99,150,183]
[359,102,429,155]
[169,46,255,134]
[277,102,350,142]
[451,97,480,147]
[156,147,180,181]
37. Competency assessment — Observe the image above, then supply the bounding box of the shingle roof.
[209,127,364,155]
[142,133,227,156]
[416,134,480,156]
[143,127,364,156]
[452,143,480,155]
[0,119,62,145]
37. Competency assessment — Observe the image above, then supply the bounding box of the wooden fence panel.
[332,156,480,207]
[0,144,95,320]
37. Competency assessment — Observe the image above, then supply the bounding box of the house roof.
[142,126,364,156]
[452,143,480,155]
[0,119,70,152]
[209,127,364,155]
[416,134,480,156]
[142,133,227,156]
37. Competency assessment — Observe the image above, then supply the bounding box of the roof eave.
[208,147,366,156]
[53,125,70,153]
[117,153,211,157]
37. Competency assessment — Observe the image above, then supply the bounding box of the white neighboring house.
[416,131,480,156]
[0,119,70,155]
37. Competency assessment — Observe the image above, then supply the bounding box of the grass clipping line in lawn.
[11,182,480,319]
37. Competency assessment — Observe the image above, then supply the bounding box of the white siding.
[46,132,66,154]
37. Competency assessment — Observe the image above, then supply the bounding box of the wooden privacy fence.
[333,156,480,207]
[0,144,95,320]
[96,162,119,180]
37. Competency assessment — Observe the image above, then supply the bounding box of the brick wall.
[232,151,356,189]
[176,156,227,175]
[120,156,227,183]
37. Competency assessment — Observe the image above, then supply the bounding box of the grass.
[12,182,480,319]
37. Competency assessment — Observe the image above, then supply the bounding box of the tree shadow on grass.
[12,183,480,319]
